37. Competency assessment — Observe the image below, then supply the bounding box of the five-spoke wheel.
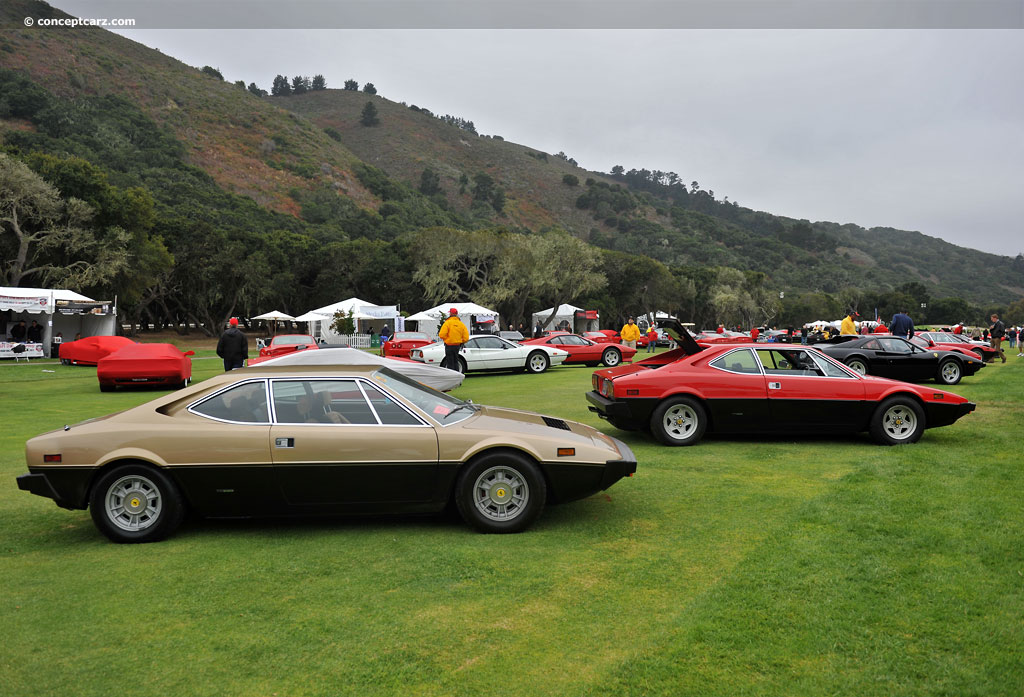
[651,396,707,446]
[602,348,622,367]
[937,359,961,385]
[845,357,868,375]
[870,397,925,445]
[526,351,550,374]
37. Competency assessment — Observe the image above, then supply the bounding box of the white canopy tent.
[296,297,401,343]
[531,304,600,333]
[408,302,499,339]
[1,286,116,358]
[251,310,295,321]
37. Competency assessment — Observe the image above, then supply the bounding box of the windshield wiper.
[447,400,481,417]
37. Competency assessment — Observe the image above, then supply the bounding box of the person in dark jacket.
[216,317,248,371]
[26,320,43,343]
[989,314,1006,363]
[10,320,27,342]
[889,310,915,340]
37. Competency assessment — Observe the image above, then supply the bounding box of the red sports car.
[694,330,753,345]
[583,330,620,344]
[258,334,318,359]
[96,343,194,391]
[520,332,636,367]
[59,336,136,366]
[586,320,975,446]
[381,331,433,358]
[909,335,981,361]
[918,332,999,362]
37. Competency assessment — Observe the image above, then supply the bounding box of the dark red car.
[520,331,636,367]
[583,330,620,344]
[96,343,194,391]
[586,321,975,447]
[381,331,433,358]
[694,330,753,345]
[909,335,981,361]
[59,335,136,366]
[258,334,318,359]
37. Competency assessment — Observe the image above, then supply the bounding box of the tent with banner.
[1,286,116,358]
[531,304,600,333]
[408,302,499,338]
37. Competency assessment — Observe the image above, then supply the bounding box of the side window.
[760,349,823,376]
[476,336,503,349]
[548,336,564,345]
[862,339,881,350]
[272,379,377,425]
[710,349,761,374]
[809,352,855,378]
[361,383,422,425]
[192,381,269,423]
[564,335,587,345]
[879,338,910,353]
[464,339,480,349]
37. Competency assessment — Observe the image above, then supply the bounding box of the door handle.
[768,382,781,390]
[275,437,294,448]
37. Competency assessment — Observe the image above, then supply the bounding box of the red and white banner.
[0,294,50,313]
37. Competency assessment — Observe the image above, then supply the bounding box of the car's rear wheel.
[454,452,546,533]
[89,464,185,543]
[525,351,550,374]
[601,348,622,367]
[845,357,869,375]
[937,358,961,385]
[457,357,468,374]
[870,397,925,445]
[650,396,707,446]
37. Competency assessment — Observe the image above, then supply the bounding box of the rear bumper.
[586,391,657,428]
[17,469,90,509]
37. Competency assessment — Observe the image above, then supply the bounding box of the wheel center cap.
[126,495,146,513]
[491,486,509,503]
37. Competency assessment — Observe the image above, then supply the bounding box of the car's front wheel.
[99,383,115,392]
[869,396,925,445]
[937,358,961,385]
[845,357,869,375]
[650,396,707,446]
[454,452,546,533]
[89,464,185,543]
[525,351,550,374]
[602,348,622,367]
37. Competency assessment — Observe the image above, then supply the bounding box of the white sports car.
[410,335,569,374]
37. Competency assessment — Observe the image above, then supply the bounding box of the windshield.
[393,332,427,341]
[272,335,315,346]
[371,367,474,425]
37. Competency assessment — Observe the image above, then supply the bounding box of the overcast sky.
[53,2,1023,257]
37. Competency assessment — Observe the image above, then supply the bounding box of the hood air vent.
[542,416,571,431]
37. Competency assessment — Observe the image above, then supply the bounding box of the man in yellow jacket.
[438,308,470,371]
[619,317,641,349]
[840,310,859,337]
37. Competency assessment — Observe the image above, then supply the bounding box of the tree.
[311,74,327,90]
[0,153,127,288]
[247,82,265,97]
[490,188,506,215]
[562,174,579,187]
[610,165,624,177]
[472,173,495,202]
[271,75,291,96]
[362,82,377,95]
[344,79,359,91]
[200,66,223,80]
[330,308,356,335]
[419,168,441,196]
[291,75,310,94]
[359,101,379,126]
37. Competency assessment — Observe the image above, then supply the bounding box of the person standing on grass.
[620,317,641,349]
[840,310,859,337]
[890,309,915,340]
[645,326,658,353]
[216,317,248,371]
[988,314,1007,363]
[438,308,469,372]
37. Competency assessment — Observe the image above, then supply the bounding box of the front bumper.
[925,400,976,428]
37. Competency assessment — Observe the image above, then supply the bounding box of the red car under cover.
[97,343,193,391]
[59,336,136,366]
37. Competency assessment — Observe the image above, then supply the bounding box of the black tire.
[454,451,546,533]
[845,357,869,375]
[457,357,468,374]
[60,358,70,366]
[601,348,622,367]
[869,396,925,445]
[585,361,600,368]
[936,358,962,385]
[525,351,550,374]
[650,396,707,446]
[99,383,115,392]
[89,464,185,543]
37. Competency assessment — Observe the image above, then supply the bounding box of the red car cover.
[59,336,136,366]
[97,343,193,391]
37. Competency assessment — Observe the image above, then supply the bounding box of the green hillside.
[1,0,1022,333]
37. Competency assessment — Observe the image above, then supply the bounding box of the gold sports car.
[17,364,637,542]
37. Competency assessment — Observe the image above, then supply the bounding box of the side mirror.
[184,350,195,357]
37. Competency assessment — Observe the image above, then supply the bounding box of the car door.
[268,378,439,509]
[560,334,594,361]
[757,348,867,431]
[877,337,935,381]
[704,348,770,431]
[461,336,503,370]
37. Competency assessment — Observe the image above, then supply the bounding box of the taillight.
[601,378,614,399]
[592,374,600,391]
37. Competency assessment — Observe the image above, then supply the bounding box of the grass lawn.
[1,351,1022,696]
